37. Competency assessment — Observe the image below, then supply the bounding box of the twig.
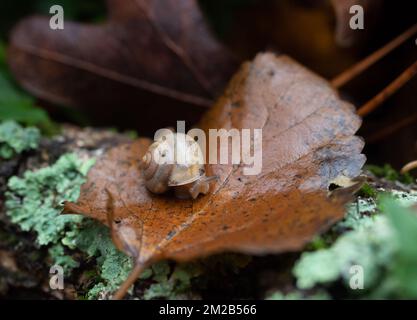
[331,23,417,88]
[401,160,417,174]
[358,59,417,117]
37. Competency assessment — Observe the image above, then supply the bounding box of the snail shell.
[139,132,216,199]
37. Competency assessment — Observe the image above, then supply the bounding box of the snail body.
[139,132,216,199]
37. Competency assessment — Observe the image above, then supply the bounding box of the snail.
[139,132,217,199]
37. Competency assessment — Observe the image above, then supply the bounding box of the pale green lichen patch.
[48,244,79,272]
[371,198,417,298]
[5,153,92,246]
[140,254,251,300]
[0,121,40,159]
[74,220,133,299]
[294,215,395,291]
[4,153,135,298]
[143,262,203,300]
[390,190,417,207]
[266,290,330,300]
[293,196,417,298]
[335,198,378,231]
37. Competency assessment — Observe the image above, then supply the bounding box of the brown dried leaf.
[64,53,365,298]
[7,0,237,134]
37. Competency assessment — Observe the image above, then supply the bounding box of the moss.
[0,121,40,159]
[357,183,378,198]
[366,164,413,184]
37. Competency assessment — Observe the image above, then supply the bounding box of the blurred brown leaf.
[7,0,237,134]
[64,53,365,298]
[216,0,359,78]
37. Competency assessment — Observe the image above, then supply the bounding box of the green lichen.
[4,153,134,298]
[143,262,200,300]
[48,244,79,273]
[366,198,417,298]
[266,290,330,300]
[306,197,378,251]
[5,153,92,245]
[390,190,417,207]
[294,215,395,291]
[293,195,417,299]
[0,121,40,159]
[334,198,378,231]
[74,220,133,299]
[142,254,251,300]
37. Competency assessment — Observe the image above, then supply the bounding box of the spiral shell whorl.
[139,147,174,194]
[140,151,158,180]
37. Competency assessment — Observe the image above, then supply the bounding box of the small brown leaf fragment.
[64,53,365,298]
[7,0,238,133]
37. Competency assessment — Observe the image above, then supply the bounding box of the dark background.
[1,0,417,168]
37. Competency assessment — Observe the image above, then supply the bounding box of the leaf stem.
[358,59,417,117]
[401,160,417,174]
